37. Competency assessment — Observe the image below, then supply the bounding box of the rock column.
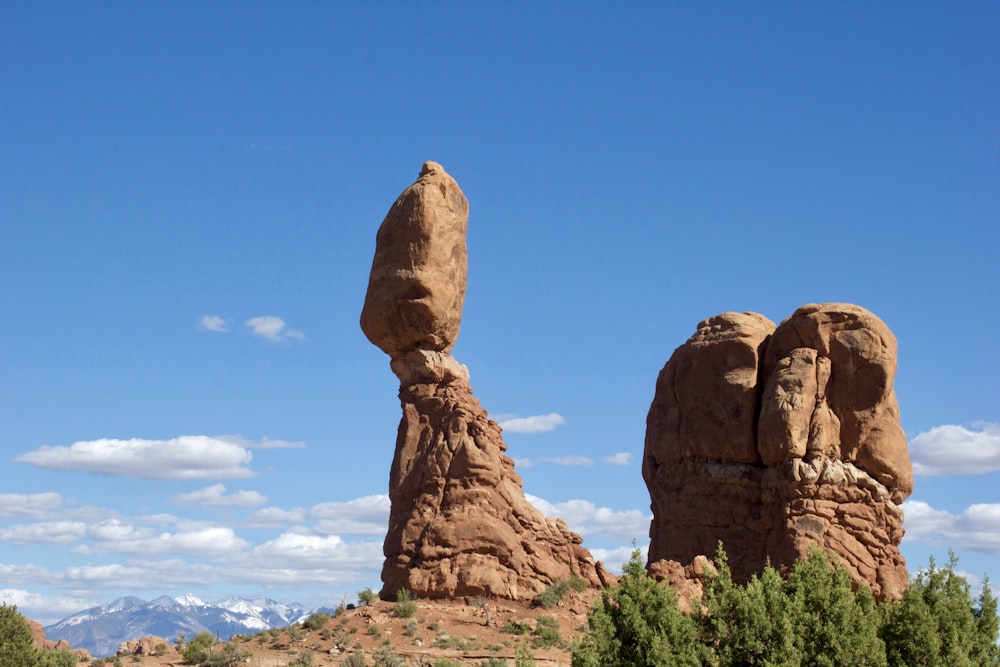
[362,162,607,600]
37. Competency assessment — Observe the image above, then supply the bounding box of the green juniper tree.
[571,549,701,667]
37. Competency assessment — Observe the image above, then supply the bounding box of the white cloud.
[244,315,305,341]
[15,435,256,479]
[173,484,267,507]
[526,495,650,542]
[496,413,566,434]
[910,422,1000,475]
[218,435,306,449]
[0,521,87,544]
[0,492,62,518]
[84,518,250,556]
[311,495,390,536]
[540,456,594,467]
[589,544,648,574]
[903,499,1000,554]
[0,589,97,625]
[512,457,534,468]
[252,532,349,566]
[198,314,229,332]
[603,452,633,466]
[246,506,307,527]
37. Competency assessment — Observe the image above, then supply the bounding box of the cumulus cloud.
[15,435,256,479]
[198,315,229,332]
[251,532,350,566]
[903,499,1000,554]
[526,495,650,542]
[496,413,566,434]
[603,452,633,466]
[0,492,62,518]
[244,316,305,341]
[539,456,594,467]
[0,521,87,544]
[311,495,390,536]
[589,544,648,574]
[910,423,1000,475]
[0,589,98,625]
[84,518,250,556]
[246,506,307,527]
[173,484,267,507]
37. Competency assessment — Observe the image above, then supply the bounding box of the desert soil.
[89,590,601,667]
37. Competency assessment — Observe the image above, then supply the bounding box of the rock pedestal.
[362,162,607,600]
[643,304,912,599]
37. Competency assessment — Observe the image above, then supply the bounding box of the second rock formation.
[643,303,912,599]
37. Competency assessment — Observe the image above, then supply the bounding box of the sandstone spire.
[362,162,608,600]
[643,304,913,599]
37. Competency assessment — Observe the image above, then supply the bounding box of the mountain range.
[43,594,319,657]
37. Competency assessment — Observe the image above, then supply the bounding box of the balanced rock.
[362,162,608,600]
[361,161,468,362]
[643,303,912,598]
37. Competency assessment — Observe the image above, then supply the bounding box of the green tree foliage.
[781,549,886,666]
[698,549,801,666]
[0,603,37,667]
[571,549,701,666]
[182,630,216,664]
[0,604,74,667]
[574,547,999,667]
[881,552,1000,666]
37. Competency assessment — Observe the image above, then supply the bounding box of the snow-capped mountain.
[43,595,313,658]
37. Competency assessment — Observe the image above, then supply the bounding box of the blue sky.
[2,2,998,623]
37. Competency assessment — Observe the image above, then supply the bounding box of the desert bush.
[501,620,530,635]
[404,618,418,637]
[479,659,508,667]
[535,580,570,609]
[200,641,252,667]
[181,631,215,664]
[393,588,417,618]
[514,643,536,667]
[358,588,377,606]
[341,652,367,667]
[302,611,331,630]
[288,650,314,667]
[432,661,460,667]
[371,646,406,667]
[531,615,561,648]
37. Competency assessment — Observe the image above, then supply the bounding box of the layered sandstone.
[643,304,912,598]
[362,162,607,600]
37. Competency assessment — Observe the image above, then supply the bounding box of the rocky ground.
[72,589,601,666]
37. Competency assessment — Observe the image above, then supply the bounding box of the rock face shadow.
[361,162,609,600]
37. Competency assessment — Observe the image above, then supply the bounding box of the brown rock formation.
[362,162,607,600]
[643,303,912,598]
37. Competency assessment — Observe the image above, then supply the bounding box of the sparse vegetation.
[479,659,508,667]
[432,660,460,667]
[501,620,531,636]
[181,631,216,664]
[371,645,406,667]
[341,652,367,667]
[358,588,377,606]
[200,640,252,667]
[514,643,536,667]
[302,611,331,630]
[392,588,417,618]
[535,574,588,609]
[531,615,561,648]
